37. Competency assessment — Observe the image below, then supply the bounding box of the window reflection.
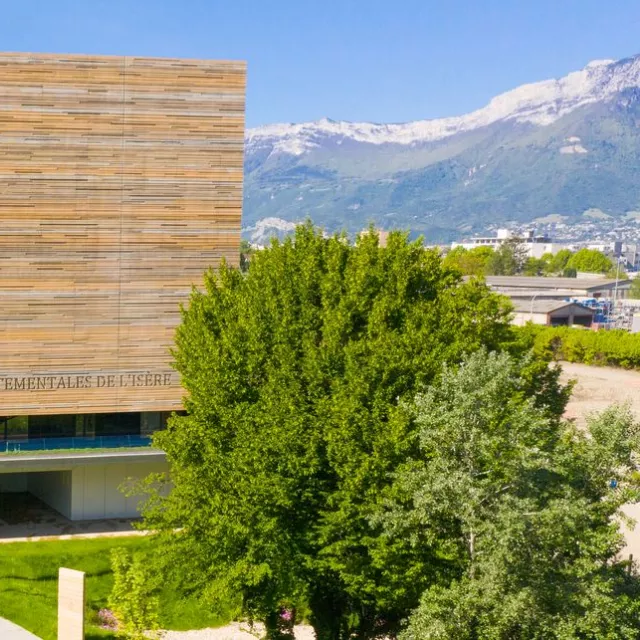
[0,411,170,441]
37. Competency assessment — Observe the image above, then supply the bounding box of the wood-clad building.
[0,52,246,417]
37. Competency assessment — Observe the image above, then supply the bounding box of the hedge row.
[515,325,640,370]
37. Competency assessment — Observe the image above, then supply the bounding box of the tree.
[567,248,613,274]
[486,238,527,275]
[546,248,573,274]
[443,246,493,276]
[381,351,640,640]
[523,257,546,276]
[109,548,160,639]
[239,239,253,273]
[630,277,640,299]
[141,223,522,640]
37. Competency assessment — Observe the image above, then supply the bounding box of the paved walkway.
[0,528,151,543]
[0,617,40,639]
[0,493,145,541]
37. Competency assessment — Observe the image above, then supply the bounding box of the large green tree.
[546,248,573,274]
[142,224,527,639]
[486,238,528,276]
[523,257,547,276]
[442,246,493,276]
[566,248,613,274]
[382,350,640,640]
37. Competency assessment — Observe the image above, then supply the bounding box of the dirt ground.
[560,362,640,426]
[559,361,640,559]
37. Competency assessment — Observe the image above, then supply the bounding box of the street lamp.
[530,293,539,323]
[612,256,625,328]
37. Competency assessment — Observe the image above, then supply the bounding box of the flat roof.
[0,449,166,474]
[511,300,594,315]
[484,276,631,290]
[500,290,596,299]
[469,237,550,242]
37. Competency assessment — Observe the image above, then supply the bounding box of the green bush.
[0,537,237,640]
[109,548,159,639]
[516,325,640,370]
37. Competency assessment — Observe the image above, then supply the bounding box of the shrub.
[109,548,160,639]
[517,326,640,370]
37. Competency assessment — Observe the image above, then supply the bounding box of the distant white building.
[572,241,640,272]
[615,243,640,272]
[452,229,568,259]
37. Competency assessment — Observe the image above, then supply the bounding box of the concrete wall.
[0,455,169,521]
[70,460,168,520]
[512,312,549,326]
[527,243,560,259]
[28,471,73,518]
[0,473,28,493]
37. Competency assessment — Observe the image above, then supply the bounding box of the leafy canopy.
[547,248,573,274]
[442,246,494,276]
[523,257,547,276]
[486,238,528,276]
[382,350,640,640]
[143,223,518,639]
[567,248,613,274]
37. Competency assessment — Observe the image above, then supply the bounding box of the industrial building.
[510,300,594,327]
[0,53,245,526]
[483,276,632,299]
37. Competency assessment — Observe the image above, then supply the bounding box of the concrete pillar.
[58,567,85,640]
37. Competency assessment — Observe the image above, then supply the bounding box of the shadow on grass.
[0,568,112,582]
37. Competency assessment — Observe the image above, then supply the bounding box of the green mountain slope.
[244,80,640,242]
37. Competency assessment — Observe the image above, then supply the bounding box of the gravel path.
[160,623,316,640]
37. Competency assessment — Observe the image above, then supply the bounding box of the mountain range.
[243,54,640,244]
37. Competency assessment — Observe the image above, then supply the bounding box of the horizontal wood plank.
[0,53,246,415]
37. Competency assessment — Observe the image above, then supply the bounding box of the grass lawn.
[0,536,237,640]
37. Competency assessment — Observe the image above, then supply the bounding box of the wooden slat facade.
[0,53,246,415]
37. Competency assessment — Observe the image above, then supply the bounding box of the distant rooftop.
[510,299,594,315]
[498,289,597,299]
[469,229,551,243]
[483,276,630,290]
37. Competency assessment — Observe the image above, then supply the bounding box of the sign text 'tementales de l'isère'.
[0,372,173,392]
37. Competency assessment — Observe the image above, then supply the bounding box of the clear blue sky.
[3,0,640,128]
